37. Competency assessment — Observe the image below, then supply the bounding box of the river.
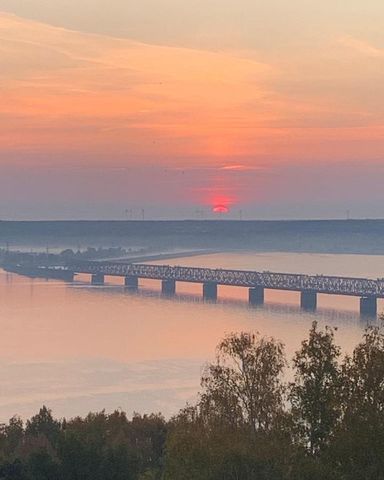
[0,251,383,421]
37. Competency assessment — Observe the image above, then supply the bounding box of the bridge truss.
[68,262,384,298]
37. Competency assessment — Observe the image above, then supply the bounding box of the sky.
[0,1,384,219]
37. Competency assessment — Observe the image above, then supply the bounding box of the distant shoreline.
[1,219,384,255]
[1,218,384,223]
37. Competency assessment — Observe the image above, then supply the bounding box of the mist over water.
[1,251,382,422]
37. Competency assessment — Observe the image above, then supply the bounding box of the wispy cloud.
[338,35,384,58]
[0,12,279,167]
[219,164,265,171]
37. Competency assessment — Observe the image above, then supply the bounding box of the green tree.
[289,322,341,454]
[200,332,286,433]
[329,324,384,479]
[0,459,28,480]
[164,332,289,480]
[342,325,384,420]
[26,450,60,480]
[25,406,61,447]
[127,413,167,477]
[2,417,23,459]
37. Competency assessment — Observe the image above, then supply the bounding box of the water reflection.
[73,281,373,327]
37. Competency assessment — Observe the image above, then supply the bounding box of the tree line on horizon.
[0,320,384,480]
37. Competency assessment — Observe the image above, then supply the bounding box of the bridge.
[60,261,383,316]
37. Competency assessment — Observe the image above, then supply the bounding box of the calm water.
[1,252,383,422]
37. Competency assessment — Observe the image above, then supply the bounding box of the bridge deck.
[68,262,384,298]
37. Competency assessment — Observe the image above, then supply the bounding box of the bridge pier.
[360,296,377,317]
[66,272,75,282]
[203,282,217,301]
[301,291,317,311]
[162,279,176,295]
[249,287,264,305]
[91,273,105,285]
[125,275,138,289]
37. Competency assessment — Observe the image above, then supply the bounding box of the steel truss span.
[69,262,384,298]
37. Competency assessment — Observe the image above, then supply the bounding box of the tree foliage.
[0,407,166,480]
[289,322,342,453]
[329,326,384,479]
[200,332,286,434]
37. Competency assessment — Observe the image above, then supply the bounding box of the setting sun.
[212,204,229,213]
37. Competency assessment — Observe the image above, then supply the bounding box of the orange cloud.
[1,12,384,172]
[0,13,277,165]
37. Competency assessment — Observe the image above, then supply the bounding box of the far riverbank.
[1,219,384,255]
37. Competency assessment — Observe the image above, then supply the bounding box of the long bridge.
[54,261,384,316]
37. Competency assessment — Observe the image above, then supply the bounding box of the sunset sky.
[1,1,384,219]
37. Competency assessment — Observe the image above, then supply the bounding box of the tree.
[25,406,61,447]
[164,332,289,480]
[2,417,23,459]
[164,406,287,480]
[329,324,384,479]
[342,324,384,420]
[0,459,28,480]
[289,322,342,454]
[127,413,167,476]
[200,331,286,434]
[26,450,60,480]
